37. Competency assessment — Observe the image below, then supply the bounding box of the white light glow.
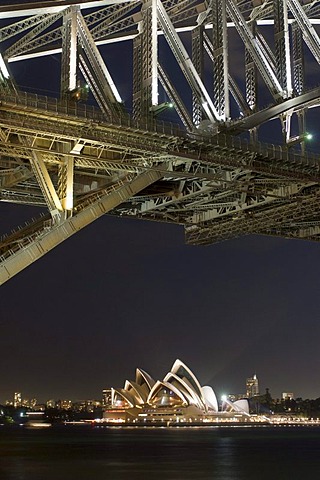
[0,54,9,79]
[70,143,84,155]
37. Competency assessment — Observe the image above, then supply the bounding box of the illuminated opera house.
[103,359,252,423]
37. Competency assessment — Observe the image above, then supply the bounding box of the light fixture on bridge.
[70,142,84,155]
[69,83,90,102]
[150,102,174,116]
[287,132,313,146]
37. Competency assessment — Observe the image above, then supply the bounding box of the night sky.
[0,2,320,405]
[1,206,320,404]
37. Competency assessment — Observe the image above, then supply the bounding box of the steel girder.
[4,12,64,60]
[0,89,318,249]
[292,22,304,96]
[76,10,124,114]
[185,189,320,245]
[192,25,204,127]
[274,0,292,97]
[157,62,193,130]
[20,137,63,221]
[244,19,257,113]
[156,0,221,123]
[211,0,229,120]
[202,32,250,117]
[133,0,158,122]
[0,0,320,282]
[61,6,78,96]
[227,0,284,101]
[0,13,55,43]
[288,0,320,65]
[0,167,166,285]
[2,0,320,134]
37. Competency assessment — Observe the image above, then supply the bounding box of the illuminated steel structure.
[0,0,320,283]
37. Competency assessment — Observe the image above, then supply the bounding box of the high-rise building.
[282,392,294,400]
[246,374,259,397]
[56,399,72,410]
[102,389,112,407]
[17,398,36,409]
[14,392,22,407]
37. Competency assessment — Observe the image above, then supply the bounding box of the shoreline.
[2,419,320,429]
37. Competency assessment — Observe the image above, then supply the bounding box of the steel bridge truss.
[0,0,319,283]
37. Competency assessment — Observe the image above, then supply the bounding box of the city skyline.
[0,300,318,403]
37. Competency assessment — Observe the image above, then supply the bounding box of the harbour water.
[0,425,320,479]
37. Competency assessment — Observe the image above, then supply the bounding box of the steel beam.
[192,25,204,127]
[211,0,229,120]
[157,63,193,131]
[76,10,124,112]
[227,0,284,100]
[0,0,320,273]
[58,156,74,211]
[26,147,63,221]
[132,0,158,122]
[61,6,78,97]
[203,32,250,116]
[288,0,320,65]
[292,22,304,95]
[273,0,292,96]
[157,0,221,123]
[185,190,320,245]
[0,167,165,284]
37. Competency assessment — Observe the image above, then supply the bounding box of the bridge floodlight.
[150,102,174,115]
[68,83,89,102]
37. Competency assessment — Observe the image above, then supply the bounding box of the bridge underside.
[0,0,320,283]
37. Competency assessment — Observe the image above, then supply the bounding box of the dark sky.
[1,206,320,403]
[1,3,320,404]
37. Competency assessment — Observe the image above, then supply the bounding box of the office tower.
[246,374,259,397]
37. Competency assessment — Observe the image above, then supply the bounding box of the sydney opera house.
[103,359,252,423]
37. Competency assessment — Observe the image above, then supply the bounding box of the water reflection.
[0,426,319,479]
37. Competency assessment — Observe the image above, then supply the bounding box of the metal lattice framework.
[0,0,320,284]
